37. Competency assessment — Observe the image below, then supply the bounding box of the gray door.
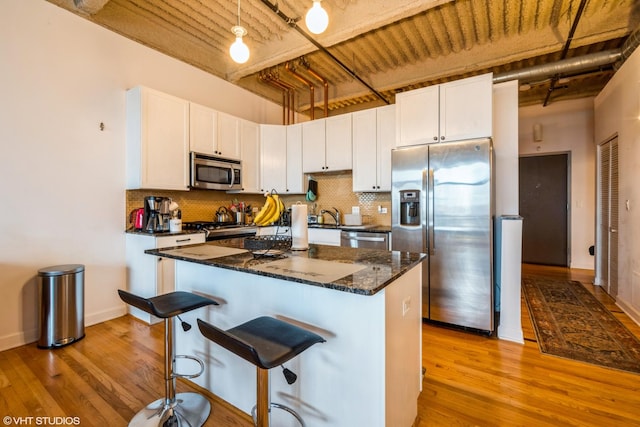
[519,154,569,266]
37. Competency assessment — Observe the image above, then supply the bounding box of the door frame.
[518,151,572,266]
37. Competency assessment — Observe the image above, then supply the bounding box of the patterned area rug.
[522,276,640,374]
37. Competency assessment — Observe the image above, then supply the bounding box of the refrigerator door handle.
[426,168,435,255]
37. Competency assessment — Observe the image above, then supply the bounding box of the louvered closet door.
[609,138,619,298]
[597,136,619,298]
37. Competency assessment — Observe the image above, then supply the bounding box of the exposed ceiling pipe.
[259,0,389,105]
[492,50,622,84]
[259,71,297,125]
[271,74,297,124]
[286,62,316,120]
[259,73,289,125]
[543,0,588,106]
[615,24,640,70]
[300,58,329,118]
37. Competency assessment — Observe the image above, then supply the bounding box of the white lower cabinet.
[308,228,341,246]
[125,232,205,324]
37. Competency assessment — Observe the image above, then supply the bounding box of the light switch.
[402,296,411,316]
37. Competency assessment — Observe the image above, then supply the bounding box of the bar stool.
[118,290,219,427]
[197,316,325,427]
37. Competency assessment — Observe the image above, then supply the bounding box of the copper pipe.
[285,62,315,120]
[270,74,296,124]
[301,59,328,118]
[259,73,288,124]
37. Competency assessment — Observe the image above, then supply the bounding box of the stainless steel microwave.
[190,152,242,190]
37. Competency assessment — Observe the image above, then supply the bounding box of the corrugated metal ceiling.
[48,0,639,119]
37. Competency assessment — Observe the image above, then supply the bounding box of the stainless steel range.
[182,221,257,241]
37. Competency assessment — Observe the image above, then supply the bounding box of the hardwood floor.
[1,264,639,426]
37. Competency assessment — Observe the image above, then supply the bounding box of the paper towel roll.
[291,204,309,250]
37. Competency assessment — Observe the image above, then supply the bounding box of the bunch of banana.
[253,193,285,226]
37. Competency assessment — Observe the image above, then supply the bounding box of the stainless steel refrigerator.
[391,138,494,332]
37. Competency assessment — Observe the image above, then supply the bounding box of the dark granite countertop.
[146,239,424,296]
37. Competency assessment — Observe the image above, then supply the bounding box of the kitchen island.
[146,239,425,427]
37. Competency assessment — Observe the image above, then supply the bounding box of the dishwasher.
[340,230,389,250]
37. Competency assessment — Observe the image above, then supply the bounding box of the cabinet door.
[189,102,217,155]
[217,112,241,160]
[325,114,352,171]
[308,228,341,246]
[156,234,206,295]
[352,109,378,192]
[376,104,396,191]
[302,119,326,173]
[286,123,305,194]
[129,87,190,191]
[396,85,439,147]
[239,120,261,193]
[260,124,287,193]
[439,73,493,141]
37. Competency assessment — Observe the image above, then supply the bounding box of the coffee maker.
[143,196,171,232]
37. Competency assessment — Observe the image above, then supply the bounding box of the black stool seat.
[118,289,218,318]
[197,316,326,369]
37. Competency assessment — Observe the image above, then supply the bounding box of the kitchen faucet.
[321,207,341,226]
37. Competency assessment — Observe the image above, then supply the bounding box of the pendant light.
[230,0,249,64]
[305,0,329,35]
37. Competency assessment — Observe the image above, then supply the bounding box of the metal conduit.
[259,73,289,124]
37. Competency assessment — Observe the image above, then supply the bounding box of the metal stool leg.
[129,317,211,427]
[251,367,305,427]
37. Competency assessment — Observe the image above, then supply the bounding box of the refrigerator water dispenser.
[400,190,421,225]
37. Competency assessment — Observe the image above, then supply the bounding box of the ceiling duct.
[73,0,110,15]
[286,62,316,120]
[615,24,640,70]
[300,58,329,118]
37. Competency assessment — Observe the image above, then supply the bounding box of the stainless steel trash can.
[37,264,85,348]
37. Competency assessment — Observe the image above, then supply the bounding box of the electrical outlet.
[402,296,411,316]
[377,206,388,214]
[352,206,360,214]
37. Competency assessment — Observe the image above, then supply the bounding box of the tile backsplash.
[125,171,391,228]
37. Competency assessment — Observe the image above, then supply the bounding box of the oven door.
[190,152,242,190]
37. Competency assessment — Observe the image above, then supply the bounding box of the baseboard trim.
[0,306,127,352]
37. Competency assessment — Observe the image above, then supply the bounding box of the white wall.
[594,47,640,325]
[519,98,596,270]
[0,0,281,350]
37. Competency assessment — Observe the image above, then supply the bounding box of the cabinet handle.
[441,136,445,140]
[176,238,191,243]
[372,185,376,189]
[433,136,438,141]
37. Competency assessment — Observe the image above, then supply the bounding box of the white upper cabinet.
[215,111,242,160]
[396,73,493,146]
[439,73,493,142]
[302,114,353,173]
[260,124,287,193]
[302,118,326,173]
[238,119,261,193]
[259,123,305,194]
[325,114,353,171]
[285,123,305,194]
[189,102,218,155]
[396,85,440,146]
[190,103,241,160]
[352,105,395,192]
[126,86,190,191]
